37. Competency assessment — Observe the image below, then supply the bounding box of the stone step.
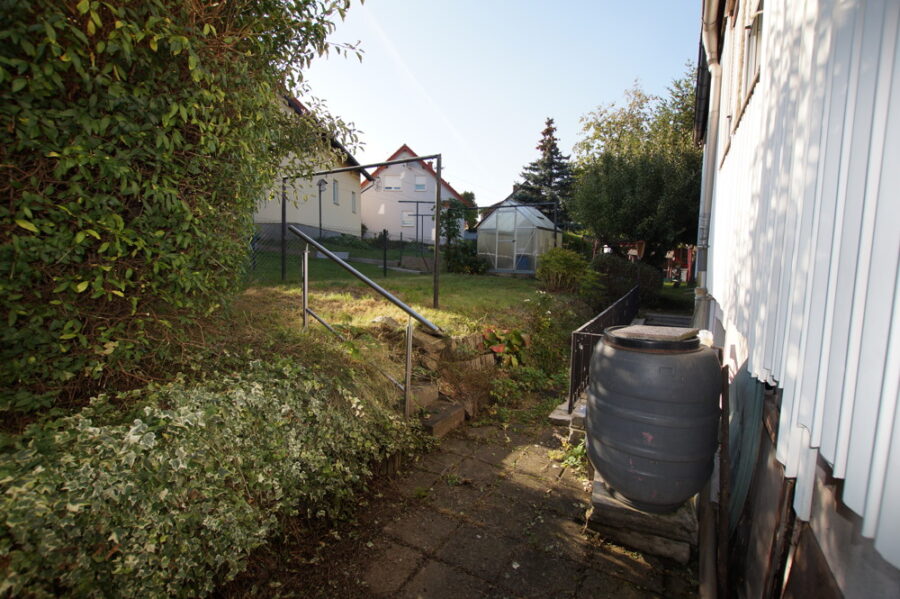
[420,400,465,439]
[409,382,439,410]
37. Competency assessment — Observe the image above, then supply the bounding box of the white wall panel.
[705,0,900,568]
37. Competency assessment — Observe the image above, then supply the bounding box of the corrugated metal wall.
[706,0,900,567]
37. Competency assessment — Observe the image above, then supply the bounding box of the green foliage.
[519,290,587,375]
[439,198,466,247]
[459,191,478,230]
[445,240,490,274]
[0,0,351,411]
[592,253,663,305]
[535,247,598,295]
[482,327,529,367]
[0,359,423,597]
[514,118,574,223]
[570,70,702,266]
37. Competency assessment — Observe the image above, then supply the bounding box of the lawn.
[245,250,543,334]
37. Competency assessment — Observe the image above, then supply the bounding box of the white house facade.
[360,144,467,243]
[695,0,900,595]
[254,97,372,238]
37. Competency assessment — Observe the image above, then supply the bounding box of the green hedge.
[0,0,347,411]
[591,253,663,305]
[0,359,422,597]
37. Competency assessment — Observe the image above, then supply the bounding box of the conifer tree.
[514,118,574,223]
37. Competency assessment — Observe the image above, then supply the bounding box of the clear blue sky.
[304,1,701,206]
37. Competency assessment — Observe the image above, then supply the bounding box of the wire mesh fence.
[245,223,437,285]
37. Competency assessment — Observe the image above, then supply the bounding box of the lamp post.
[316,178,327,240]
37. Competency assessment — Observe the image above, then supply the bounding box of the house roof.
[364,144,466,202]
[474,196,558,232]
[284,97,374,182]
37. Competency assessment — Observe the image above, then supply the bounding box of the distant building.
[475,196,561,273]
[360,144,468,243]
[254,97,372,239]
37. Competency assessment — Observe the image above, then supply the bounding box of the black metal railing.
[567,286,640,412]
[288,225,443,417]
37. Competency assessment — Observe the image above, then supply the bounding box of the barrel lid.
[604,324,701,351]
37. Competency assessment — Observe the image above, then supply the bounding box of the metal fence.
[567,286,640,413]
[246,224,437,285]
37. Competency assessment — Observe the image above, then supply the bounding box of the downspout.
[693,1,723,330]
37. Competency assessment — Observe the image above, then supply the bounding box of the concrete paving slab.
[382,507,460,553]
[496,546,583,597]
[394,468,440,500]
[363,540,424,596]
[414,450,465,476]
[399,560,493,599]
[577,568,654,598]
[433,524,518,581]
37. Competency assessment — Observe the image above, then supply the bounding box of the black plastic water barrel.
[586,325,721,513]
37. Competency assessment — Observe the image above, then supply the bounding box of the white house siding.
[703,0,900,577]
[360,152,459,243]
[255,168,363,237]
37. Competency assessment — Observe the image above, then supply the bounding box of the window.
[351,191,357,214]
[401,211,414,227]
[743,0,763,99]
[332,179,339,205]
[415,176,427,192]
[384,175,401,191]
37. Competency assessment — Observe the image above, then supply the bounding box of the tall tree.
[460,191,478,230]
[514,118,574,222]
[570,69,701,267]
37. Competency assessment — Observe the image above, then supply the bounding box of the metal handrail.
[289,225,442,417]
[567,286,640,413]
[289,225,442,335]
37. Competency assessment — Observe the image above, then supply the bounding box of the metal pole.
[288,225,443,334]
[383,229,388,278]
[405,316,413,417]
[433,154,441,309]
[302,242,309,329]
[317,184,323,240]
[281,178,286,282]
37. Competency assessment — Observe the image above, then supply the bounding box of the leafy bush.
[536,247,598,295]
[519,291,589,376]
[0,360,422,598]
[483,328,529,367]
[591,253,663,305]
[0,0,349,411]
[445,241,490,274]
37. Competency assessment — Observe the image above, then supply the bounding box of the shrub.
[536,247,598,294]
[445,241,490,274]
[0,0,350,411]
[0,359,423,597]
[591,253,663,305]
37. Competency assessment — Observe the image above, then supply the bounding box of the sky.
[303,1,701,207]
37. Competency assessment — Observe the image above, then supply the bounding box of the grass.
[246,251,542,334]
[653,281,696,314]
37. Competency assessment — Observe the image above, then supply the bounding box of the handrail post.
[405,316,414,418]
[302,242,309,329]
[433,154,441,309]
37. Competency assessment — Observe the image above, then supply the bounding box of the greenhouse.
[475,198,562,273]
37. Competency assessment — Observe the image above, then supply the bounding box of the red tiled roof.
[366,144,464,202]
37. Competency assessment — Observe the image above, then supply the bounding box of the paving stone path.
[359,422,697,598]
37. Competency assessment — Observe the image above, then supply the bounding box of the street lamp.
[316,178,327,240]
